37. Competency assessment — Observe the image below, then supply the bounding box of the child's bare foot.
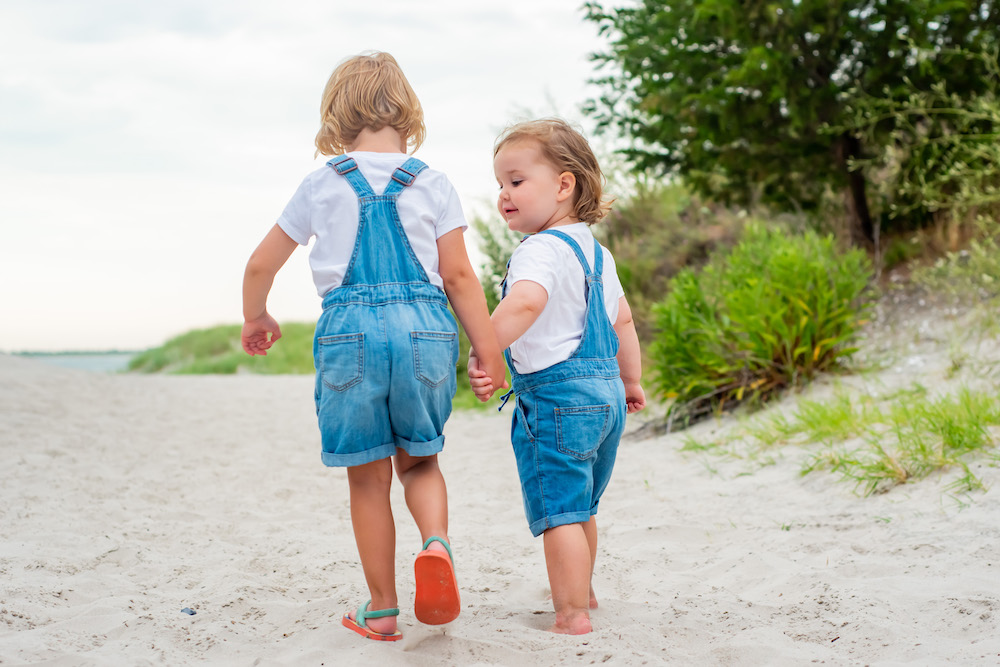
[549,608,592,635]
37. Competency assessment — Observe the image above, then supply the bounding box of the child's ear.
[556,171,576,203]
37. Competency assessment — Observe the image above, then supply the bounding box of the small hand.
[624,382,646,414]
[468,350,498,402]
[242,313,282,356]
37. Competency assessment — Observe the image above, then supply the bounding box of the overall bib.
[313,156,458,467]
[502,229,626,536]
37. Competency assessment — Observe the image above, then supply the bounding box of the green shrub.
[651,223,873,427]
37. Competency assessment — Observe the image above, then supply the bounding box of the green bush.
[651,223,873,427]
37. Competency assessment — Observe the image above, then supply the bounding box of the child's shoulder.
[512,230,579,265]
[520,224,595,251]
[299,153,453,192]
[514,225,617,272]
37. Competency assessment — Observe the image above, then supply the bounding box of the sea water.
[17,352,136,373]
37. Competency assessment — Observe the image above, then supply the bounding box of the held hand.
[624,382,646,414]
[242,313,282,356]
[467,350,494,402]
[468,349,506,402]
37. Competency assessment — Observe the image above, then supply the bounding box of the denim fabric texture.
[314,156,458,467]
[503,230,626,537]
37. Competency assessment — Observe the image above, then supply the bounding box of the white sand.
[2,306,1000,665]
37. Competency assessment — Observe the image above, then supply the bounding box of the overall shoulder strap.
[591,237,604,275]
[382,157,428,196]
[327,156,375,197]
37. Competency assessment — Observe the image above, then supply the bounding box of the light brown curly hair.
[494,118,613,224]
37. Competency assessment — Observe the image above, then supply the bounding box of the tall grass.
[688,384,1000,497]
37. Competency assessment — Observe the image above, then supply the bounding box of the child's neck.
[349,127,407,153]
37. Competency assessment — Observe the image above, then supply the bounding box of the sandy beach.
[2,302,1000,665]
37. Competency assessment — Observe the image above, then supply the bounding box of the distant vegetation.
[128,323,315,375]
[128,320,487,411]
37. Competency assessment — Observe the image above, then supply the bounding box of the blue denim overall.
[313,156,458,467]
[502,229,626,536]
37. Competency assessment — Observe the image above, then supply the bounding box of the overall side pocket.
[317,333,364,392]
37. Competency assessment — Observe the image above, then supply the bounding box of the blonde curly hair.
[494,118,613,224]
[314,51,425,156]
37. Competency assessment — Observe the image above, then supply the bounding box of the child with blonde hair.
[469,118,645,635]
[242,51,506,641]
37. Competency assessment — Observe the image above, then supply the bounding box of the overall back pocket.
[411,331,458,388]
[317,333,364,392]
[555,405,611,460]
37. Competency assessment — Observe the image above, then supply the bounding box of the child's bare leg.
[583,516,599,609]
[543,523,593,634]
[346,458,398,635]
[394,451,449,554]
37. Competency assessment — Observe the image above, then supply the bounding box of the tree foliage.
[583,0,1000,244]
[840,44,1000,239]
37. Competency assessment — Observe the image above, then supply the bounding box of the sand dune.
[2,313,999,665]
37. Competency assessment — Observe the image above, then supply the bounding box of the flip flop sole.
[414,549,461,625]
[341,613,403,641]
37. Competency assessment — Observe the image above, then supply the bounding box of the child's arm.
[614,295,646,413]
[241,224,298,356]
[467,279,548,400]
[489,280,548,350]
[436,228,508,399]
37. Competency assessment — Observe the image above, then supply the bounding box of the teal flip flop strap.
[421,536,454,563]
[356,599,400,629]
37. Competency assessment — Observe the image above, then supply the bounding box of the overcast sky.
[0,1,609,351]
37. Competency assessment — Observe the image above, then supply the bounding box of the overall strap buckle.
[331,156,358,175]
[390,166,417,187]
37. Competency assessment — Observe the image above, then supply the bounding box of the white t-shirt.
[505,223,625,374]
[277,151,467,296]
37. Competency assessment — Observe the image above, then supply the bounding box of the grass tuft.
[687,384,999,497]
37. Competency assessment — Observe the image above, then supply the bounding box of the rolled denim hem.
[528,509,592,538]
[321,442,396,467]
[395,433,445,458]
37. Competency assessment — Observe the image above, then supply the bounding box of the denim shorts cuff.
[529,510,592,538]
[321,443,396,467]
[395,433,445,458]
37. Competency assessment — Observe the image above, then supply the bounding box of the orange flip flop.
[341,599,402,641]
[414,536,460,625]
